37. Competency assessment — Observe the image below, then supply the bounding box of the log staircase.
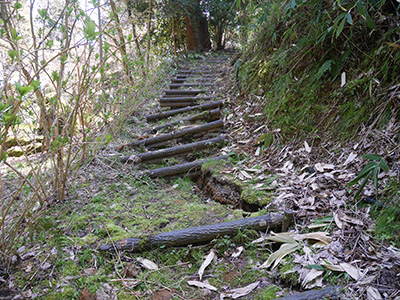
[119,51,237,178]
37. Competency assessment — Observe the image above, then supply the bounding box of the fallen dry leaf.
[136,257,159,271]
[231,246,244,258]
[344,152,357,165]
[314,163,335,172]
[338,212,364,226]
[260,243,300,269]
[366,286,383,300]
[188,280,218,291]
[220,281,260,299]
[302,269,324,287]
[264,232,297,244]
[198,249,216,281]
[239,170,252,179]
[333,212,344,229]
[322,263,345,272]
[304,141,312,153]
[293,232,332,244]
[340,262,362,281]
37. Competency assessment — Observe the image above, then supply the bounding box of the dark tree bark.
[185,0,211,51]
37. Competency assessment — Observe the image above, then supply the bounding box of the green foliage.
[348,154,389,200]
[372,179,400,246]
[237,0,399,139]
[83,20,99,40]
[314,60,333,82]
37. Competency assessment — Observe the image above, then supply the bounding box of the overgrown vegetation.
[236,0,400,250]
[239,0,399,139]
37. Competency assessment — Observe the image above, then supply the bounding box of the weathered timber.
[140,155,228,177]
[160,102,197,108]
[273,286,342,300]
[169,83,213,89]
[125,120,223,148]
[150,108,221,133]
[171,78,214,84]
[120,135,226,163]
[165,89,204,96]
[177,70,220,75]
[146,100,223,122]
[171,78,186,83]
[99,211,293,252]
[159,96,216,102]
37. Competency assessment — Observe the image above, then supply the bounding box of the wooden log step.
[175,72,218,77]
[124,120,224,148]
[169,83,213,89]
[165,89,205,96]
[160,102,197,108]
[99,211,293,252]
[171,78,215,84]
[120,135,226,163]
[177,69,217,74]
[159,96,216,102]
[146,100,223,122]
[150,108,221,133]
[139,155,228,178]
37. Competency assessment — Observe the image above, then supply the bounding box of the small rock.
[153,289,172,300]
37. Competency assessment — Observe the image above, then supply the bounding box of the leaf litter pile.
[2,55,400,300]
[219,77,400,299]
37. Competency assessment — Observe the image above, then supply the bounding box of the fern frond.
[314,59,333,82]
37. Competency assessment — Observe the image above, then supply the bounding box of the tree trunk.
[146,0,152,63]
[109,0,132,82]
[185,0,211,51]
[99,211,293,252]
[185,15,196,51]
[215,24,224,50]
